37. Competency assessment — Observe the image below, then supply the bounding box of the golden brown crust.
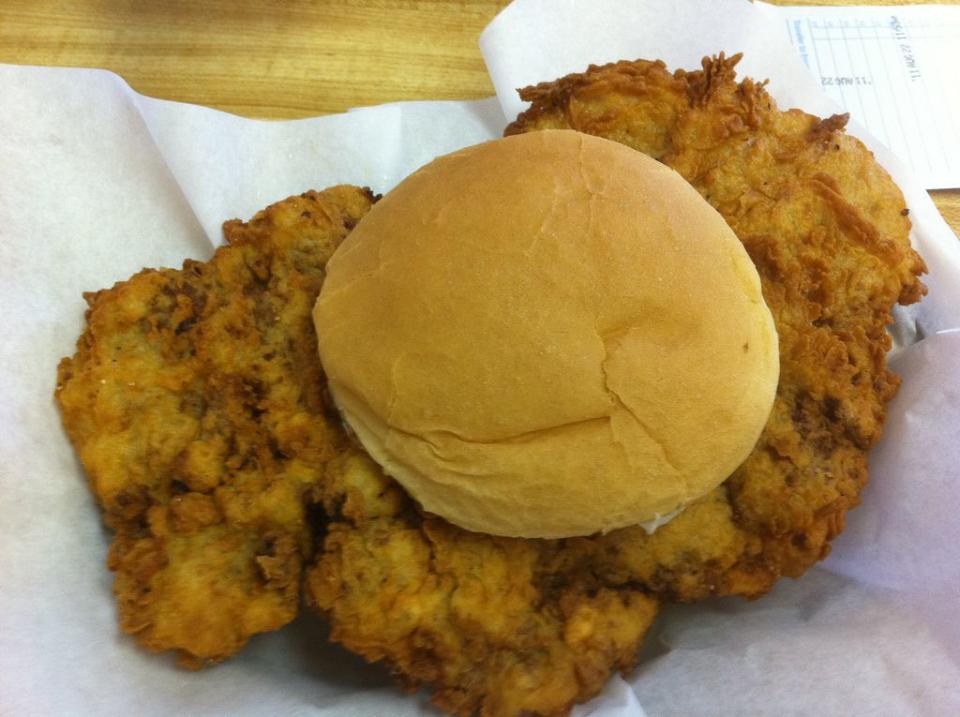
[308,449,658,717]
[56,186,376,665]
[507,53,926,600]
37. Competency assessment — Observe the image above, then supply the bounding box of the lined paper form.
[779,4,960,189]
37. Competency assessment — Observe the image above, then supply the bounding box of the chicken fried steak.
[56,186,375,666]
[504,54,926,600]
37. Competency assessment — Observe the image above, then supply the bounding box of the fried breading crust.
[308,449,658,717]
[56,186,375,666]
[505,54,926,600]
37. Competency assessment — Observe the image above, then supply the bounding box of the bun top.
[314,130,779,538]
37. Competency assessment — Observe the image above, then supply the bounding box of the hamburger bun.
[313,129,779,538]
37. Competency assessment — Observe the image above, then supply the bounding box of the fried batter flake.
[56,186,375,665]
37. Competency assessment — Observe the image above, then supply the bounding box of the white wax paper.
[2,0,959,714]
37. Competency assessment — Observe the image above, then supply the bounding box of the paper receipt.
[779,3,960,189]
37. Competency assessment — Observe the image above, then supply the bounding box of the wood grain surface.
[1,0,957,232]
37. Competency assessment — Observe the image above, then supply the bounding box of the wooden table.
[1,0,957,233]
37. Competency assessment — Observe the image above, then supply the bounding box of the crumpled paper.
[1,0,959,714]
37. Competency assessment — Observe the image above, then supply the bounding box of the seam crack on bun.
[314,129,779,538]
